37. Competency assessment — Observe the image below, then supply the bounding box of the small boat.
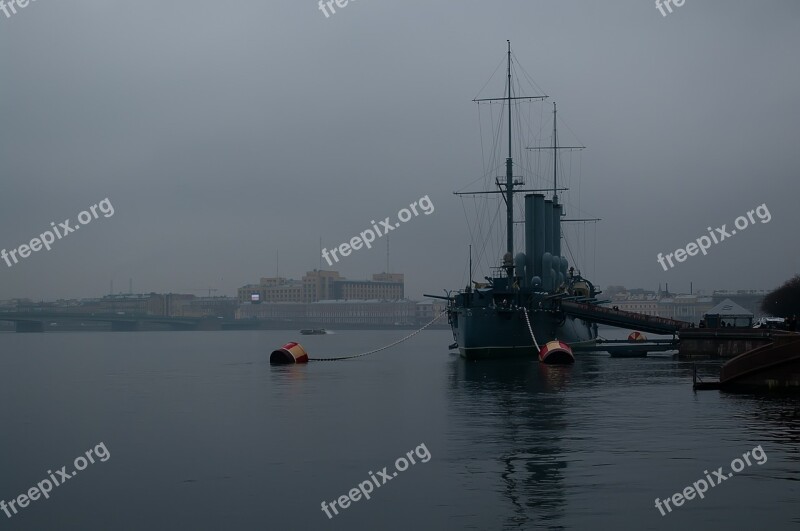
[300,328,327,335]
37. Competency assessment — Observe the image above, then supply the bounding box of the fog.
[1,0,798,300]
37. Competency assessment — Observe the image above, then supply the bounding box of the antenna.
[276,249,280,278]
[386,235,390,273]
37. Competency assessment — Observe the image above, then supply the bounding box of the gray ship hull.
[452,306,596,359]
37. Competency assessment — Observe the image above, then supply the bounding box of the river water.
[0,328,798,530]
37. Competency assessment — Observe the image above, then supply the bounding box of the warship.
[426,41,602,360]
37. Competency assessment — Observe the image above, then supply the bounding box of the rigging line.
[478,100,486,178]
[516,99,526,169]
[582,221,588,274]
[562,225,578,268]
[536,100,546,188]
[455,161,503,193]
[467,194,496,276]
[458,114,507,193]
[580,151,583,205]
[310,312,447,361]
[478,202,502,269]
[470,194,496,272]
[460,198,478,247]
[556,112,586,150]
[510,50,548,97]
[593,222,597,281]
[492,96,505,175]
[488,99,501,187]
[475,188,493,248]
[473,54,508,101]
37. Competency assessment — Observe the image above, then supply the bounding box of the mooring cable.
[521,307,541,351]
[309,311,448,362]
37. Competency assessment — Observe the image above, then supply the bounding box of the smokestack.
[552,200,562,259]
[525,194,535,285]
[533,194,545,279]
[544,199,553,255]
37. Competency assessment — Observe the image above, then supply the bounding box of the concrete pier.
[679,328,791,359]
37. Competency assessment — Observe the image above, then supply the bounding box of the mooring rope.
[521,307,541,351]
[309,311,448,362]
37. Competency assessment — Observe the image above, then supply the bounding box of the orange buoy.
[538,340,575,365]
[628,331,647,341]
[270,342,310,364]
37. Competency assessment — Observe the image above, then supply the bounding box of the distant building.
[50,293,238,319]
[235,302,307,321]
[78,293,167,316]
[333,276,404,300]
[607,291,660,316]
[308,299,416,326]
[703,298,754,328]
[711,290,768,318]
[237,270,404,304]
[605,289,713,323]
[169,296,238,319]
[416,300,448,324]
[235,299,418,326]
[659,294,714,322]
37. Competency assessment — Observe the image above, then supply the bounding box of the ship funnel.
[543,199,554,256]
[552,200,562,258]
[524,194,535,283]
[553,200,566,288]
[524,193,549,288]
[514,252,527,288]
[542,252,555,291]
[533,194,545,280]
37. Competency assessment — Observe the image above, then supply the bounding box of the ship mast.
[505,40,514,256]
[552,102,558,202]
[465,42,547,260]
[527,103,586,210]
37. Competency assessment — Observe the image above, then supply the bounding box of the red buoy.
[270,342,310,364]
[538,340,575,365]
[628,331,647,341]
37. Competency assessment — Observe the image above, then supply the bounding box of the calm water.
[1,328,798,530]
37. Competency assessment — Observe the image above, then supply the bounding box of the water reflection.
[727,393,800,453]
[448,358,574,528]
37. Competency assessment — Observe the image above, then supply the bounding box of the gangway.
[560,301,691,335]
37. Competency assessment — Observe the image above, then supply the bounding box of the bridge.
[0,312,210,332]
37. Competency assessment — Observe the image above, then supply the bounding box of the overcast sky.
[1,0,798,301]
